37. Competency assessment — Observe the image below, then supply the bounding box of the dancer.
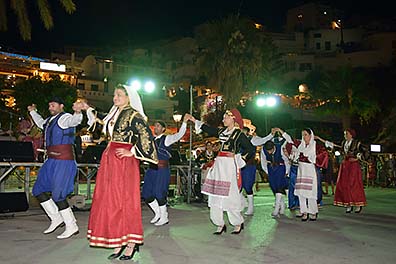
[196,140,217,201]
[28,97,87,239]
[142,117,187,226]
[251,128,289,217]
[187,109,255,234]
[87,84,158,260]
[287,128,321,221]
[241,127,257,216]
[316,129,367,213]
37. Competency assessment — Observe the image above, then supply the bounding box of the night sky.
[1,0,396,55]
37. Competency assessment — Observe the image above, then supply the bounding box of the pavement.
[1,186,396,264]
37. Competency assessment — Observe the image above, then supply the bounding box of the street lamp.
[255,95,279,132]
[128,78,156,93]
[173,112,183,149]
[173,112,182,131]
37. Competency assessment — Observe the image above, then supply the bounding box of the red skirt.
[334,159,367,207]
[87,142,143,248]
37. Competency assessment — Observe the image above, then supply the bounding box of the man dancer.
[241,127,257,216]
[251,128,289,217]
[142,116,188,226]
[28,97,87,239]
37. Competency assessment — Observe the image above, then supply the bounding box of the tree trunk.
[341,114,351,130]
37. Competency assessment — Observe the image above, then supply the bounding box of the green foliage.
[11,77,77,116]
[194,14,281,108]
[0,0,76,41]
[307,66,380,127]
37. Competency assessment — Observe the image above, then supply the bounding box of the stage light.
[144,81,155,93]
[130,80,141,91]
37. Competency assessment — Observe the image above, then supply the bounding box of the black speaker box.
[0,141,35,162]
[80,145,106,163]
[0,192,29,213]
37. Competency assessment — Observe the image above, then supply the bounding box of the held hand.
[183,114,189,123]
[115,148,133,159]
[80,101,90,111]
[27,104,37,112]
[184,114,196,122]
[72,101,85,113]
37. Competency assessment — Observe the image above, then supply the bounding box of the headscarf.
[225,108,244,129]
[101,84,147,136]
[298,128,316,164]
[124,85,146,120]
[345,128,356,138]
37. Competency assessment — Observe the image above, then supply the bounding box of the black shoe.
[346,206,353,213]
[108,245,126,260]
[119,244,140,260]
[231,223,244,234]
[354,206,363,213]
[301,214,309,222]
[309,213,317,221]
[213,225,226,235]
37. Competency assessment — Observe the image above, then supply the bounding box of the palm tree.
[194,14,280,108]
[0,0,76,41]
[308,66,379,129]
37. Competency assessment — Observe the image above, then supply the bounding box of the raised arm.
[28,104,45,129]
[185,113,219,136]
[164,114,188,146]
[315,135,342,149]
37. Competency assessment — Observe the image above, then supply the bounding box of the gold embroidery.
[135,122,151,154]
[112,107,134,142]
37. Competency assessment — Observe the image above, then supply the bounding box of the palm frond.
[0,0,7,31]
[37,0,54,29]
[59,0,76,14]
[10,0,31,41]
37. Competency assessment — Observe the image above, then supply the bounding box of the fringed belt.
[149,159,169,169]
[46,144,74,160]
[268,162,285,167]
[246,158,256,165]
[218,151,234,158]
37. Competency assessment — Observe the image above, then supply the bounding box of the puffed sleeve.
[131,113,158,164]
[238,132,256,162]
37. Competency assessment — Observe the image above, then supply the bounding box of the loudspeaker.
[0,141,35,162]
[0,192,29,213]
[169,149,182,165]
[80,145,106,163]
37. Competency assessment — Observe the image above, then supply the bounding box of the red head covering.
[227,108,244,129]
[345,128,356,138]
[17,119,32,132]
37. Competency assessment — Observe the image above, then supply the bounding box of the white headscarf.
[123,84,147,120]
[101,85,147,136]
[298,128,316,164]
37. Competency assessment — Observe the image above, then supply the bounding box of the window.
[77,83,85,90]
[285,61,296,71]
[299,63,312,72]
[105,62,110,69]
[91,84,99,91]
[325,41,331,50]
[314,33,322,38]
[392,40,396,49]
[316,43,321,50]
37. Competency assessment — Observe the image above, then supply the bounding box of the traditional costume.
[240,145,257,216]
[30,97,83,239]
[194,109,255,232]
[142,121,187,226]
[87,85,157,248]
[325,129,367,211]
